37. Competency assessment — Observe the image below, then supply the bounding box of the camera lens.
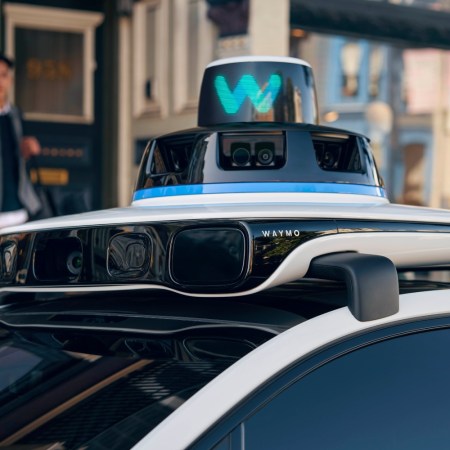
[231,146,251,166]
[322,151,335,168]
[322,146,341,169]
[256,147,275,165]
[66,250,83,276]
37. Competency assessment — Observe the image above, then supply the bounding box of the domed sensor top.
[198,56,318,127]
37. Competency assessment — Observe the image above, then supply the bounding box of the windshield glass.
[0,327,232,449]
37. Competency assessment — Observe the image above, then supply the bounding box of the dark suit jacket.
[0,106,42,216]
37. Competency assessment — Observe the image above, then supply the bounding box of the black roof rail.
[308,252,399,322]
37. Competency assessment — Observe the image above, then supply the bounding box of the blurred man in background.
[0,53,42,228]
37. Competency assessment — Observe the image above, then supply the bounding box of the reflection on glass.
[15,28,84,117]
[0,329,231,448]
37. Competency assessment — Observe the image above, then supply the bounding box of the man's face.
[0,61,13,106]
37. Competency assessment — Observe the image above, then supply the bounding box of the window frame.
[3,3,103,124]
[132,0,169,118]
[326,37,389,112]
[172,0,217,114]
[191,314,450,450]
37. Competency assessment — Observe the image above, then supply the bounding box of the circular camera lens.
[322,150,336,169]
[232,147,251,166]
[67,250,83,276]
[257,147,275,165]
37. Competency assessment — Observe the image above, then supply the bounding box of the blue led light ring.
[133,183,387,201]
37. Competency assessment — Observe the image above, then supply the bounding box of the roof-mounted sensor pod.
[130,55,387,205]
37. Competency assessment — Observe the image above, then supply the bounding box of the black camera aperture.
[231,143,251,167]
[66,250,83,276]
[321,144,340,169]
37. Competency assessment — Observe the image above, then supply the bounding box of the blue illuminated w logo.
[214,74,282,114]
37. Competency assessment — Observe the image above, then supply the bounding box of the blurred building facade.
[0,0,449,209]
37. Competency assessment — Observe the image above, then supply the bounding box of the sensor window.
[142,135,197,188]
[220,133,285,170]
[312,134,364,173]
[107,233,151,279]
[34,237,83,282]
[171,227,247,286]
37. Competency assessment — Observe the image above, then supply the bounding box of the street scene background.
[0,0,449,210]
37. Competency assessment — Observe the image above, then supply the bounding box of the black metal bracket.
[308,252,399,322]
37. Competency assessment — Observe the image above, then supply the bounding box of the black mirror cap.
[308,252,399,322]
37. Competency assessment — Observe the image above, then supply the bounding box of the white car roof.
[133,289,450,450]
[3,196,450,236]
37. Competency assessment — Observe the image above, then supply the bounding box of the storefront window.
[15,28,84,117]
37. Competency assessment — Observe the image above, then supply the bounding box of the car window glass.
[245,327,450,450]
[0,330,232,449]
[0,345,43,392]
[211,435,230,450]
